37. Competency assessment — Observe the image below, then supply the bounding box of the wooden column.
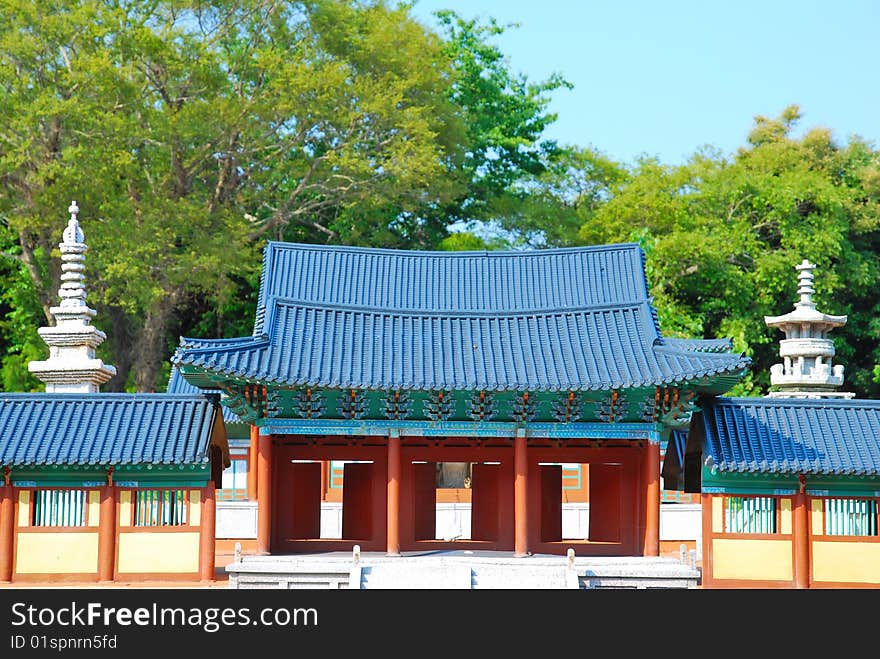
[256,432,274,555]
[514,429,529,557]
[320,461,328,501]
[700,493,713,587]
[97,485,117,582]
[644,440,660,556]
[0,485,15,582]
[386,431,401,556]
[199,483,217,581]
[793,475,810,589]
[248,424,259,501]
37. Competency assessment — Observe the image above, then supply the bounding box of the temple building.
[668,261,880,588]
[0,203,228,583]
[12,201,879,587]
[173,241,750,558]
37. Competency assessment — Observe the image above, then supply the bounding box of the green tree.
[489,145,627,247]
[578,106,880,397]
[1,0,568,390]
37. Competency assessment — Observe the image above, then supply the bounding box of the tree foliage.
[0,0,565,391]
[577,106,880,396]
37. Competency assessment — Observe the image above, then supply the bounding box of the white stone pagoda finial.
[28,201,116,393]
[795,259,816,309]
[64,201,84,243]
[764,258,852,399]
[57,200,89,310]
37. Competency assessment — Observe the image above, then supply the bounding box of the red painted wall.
[413,462,436,541]
[540,465,562,542]
[273,461,321,542]
[472,463,500,542]
[342,463,373,540]
[589,464,622,542]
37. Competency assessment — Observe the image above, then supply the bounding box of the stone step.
[357,564,472,589]
[470,565,578,589]
[226,553,700,589]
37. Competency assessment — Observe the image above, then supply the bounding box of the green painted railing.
[33,489,86,527]
[825,498,878,536]
[725,496,777,534]
[133,489,188,527]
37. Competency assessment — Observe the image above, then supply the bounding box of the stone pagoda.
[28,201,116,392]
[764,259,853,399]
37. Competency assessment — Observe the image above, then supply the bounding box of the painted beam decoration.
[179,375,705,428]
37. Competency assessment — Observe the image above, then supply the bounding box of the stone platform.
[226,550,700,589]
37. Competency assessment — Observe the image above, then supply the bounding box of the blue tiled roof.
[661,338,734,354]
[252,242,656,334]
[167,366,242,425]
[699,397,880,476]
[0,394,221,466]
[174,243,750,392]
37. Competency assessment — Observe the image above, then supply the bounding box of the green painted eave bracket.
[702,465,880,496]
[176,364,224,389]
[691,369,750,396]
[8,463,211,488]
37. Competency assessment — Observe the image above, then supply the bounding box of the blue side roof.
[174,242,750,392]
[0,394,221,466]
[699,397,880,476]
[167,366,242,425]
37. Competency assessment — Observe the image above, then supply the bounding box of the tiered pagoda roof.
[173,242,750,395]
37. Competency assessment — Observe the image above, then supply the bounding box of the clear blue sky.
[411,0,880,165]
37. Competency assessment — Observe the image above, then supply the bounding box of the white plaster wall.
[320,502,344,539]
[216,501,258,539]
[562,504,590,539]
[659,503,701,541]
[436,503,472,540]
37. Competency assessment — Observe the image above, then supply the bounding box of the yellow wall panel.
[712,538,792,581]
[117,532,200,573]
[780,498,792,535]
[811,499,823,535]
[17,491,29,527]
[189,490,201,526]
[119,491,131,527]
[16,532,98,574]
[87,490,100,527]
[812,541,880,583]
[712,496,723,533]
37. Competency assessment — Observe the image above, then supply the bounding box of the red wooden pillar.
[644,441,660,556]
[248,424,259,501]
[97,485,117,582]
[387,431,401,556]
[701,493,713,587]
[793,475,810,589]
[514,429,529,557]
[256,432,274,554]
[0,484,15,582]
[199,484,217,581]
